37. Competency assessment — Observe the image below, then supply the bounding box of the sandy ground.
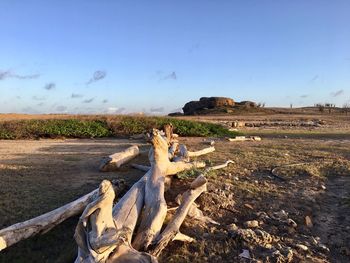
[0,135,350,262]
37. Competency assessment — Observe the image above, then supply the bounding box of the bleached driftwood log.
[228,136,261,142]
[100,145,140,172]
[1,126,225,262]
[0,180,125,252]
[149,175,207,256]
[75,180,118,262]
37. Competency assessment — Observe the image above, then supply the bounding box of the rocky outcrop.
[183,97,235,115]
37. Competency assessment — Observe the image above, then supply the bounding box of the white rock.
[296,244,308,251]
[239,249,251,259]
[244,220,259,228]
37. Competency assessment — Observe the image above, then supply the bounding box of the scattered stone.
[287,218,298,228]
[295,244,308,251]
[244,220,259,228]
[273,210,289,220]
[271,247,294,263]
[321,185,326,190]
[318,244,330,252]
[239,249,251,259]
[305,216,313,228]
[244,204,254,210]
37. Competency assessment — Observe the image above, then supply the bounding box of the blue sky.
[0,0,349,114]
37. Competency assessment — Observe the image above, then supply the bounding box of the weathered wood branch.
[100,145,140,172]
[0,180,126,252]
[149,175,207,257]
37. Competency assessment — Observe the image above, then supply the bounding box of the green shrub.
[0,116,241,139]
[109,116,241,137]
[0,119,111,139]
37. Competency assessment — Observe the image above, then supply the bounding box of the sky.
[0,0,349,114]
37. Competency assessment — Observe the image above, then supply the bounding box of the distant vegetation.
[0,116,241,139]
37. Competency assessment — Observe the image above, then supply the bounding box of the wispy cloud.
[0,69,40,80]
[300,94,308,98]
[150,107,164,113]
[188,43,200,53]
[37,102,44,107]
[0,70,11,80]
[162,72,177,80]
[32,96,46,101]
[86,70,107,85]
[56,105,67,112]
[331,89,344,97]
[44,82,55,90]
[71,93,84,98]
[83,98,94,103]
[309,74,319,82]
[21,106,39,114]
[106,107,125,114]
[102,99,108,103]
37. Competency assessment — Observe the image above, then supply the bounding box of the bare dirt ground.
[0,113,350,263]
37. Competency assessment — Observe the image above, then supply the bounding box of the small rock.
[321,185,326,190]
[244,203,254,210]
[239,249,251,259]
[295,244,308,251]
[254,180,259,184]
[227,223,238,232]
[318,243,330,252]
[287,218,298,228]
[273,210,289,220]
[305,216,313,228]
[244,220,259,228]
[234,176,239,181]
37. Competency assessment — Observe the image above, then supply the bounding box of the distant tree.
[343,103,350,115]
[290,103,293,109]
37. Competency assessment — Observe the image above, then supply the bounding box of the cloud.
[71,93,84,98]
[150,107,164,113]
[188,43,200,53]
[44,82,55,90]
[21,106,39,114]
[37,102,44,106]
[102,99,108,103]
[106,107,125,114]
[32,96,46,101]
[16,96,21,99]
[300,94,308,98]
[12,73,40,80]
[309,74,319,82]
[83,98,94,103]
[56,105,67,112]
[331,89,344,97]
[86,70,107,85]
[0,70,11,80]
[0,69,40,80]
[162,72,177,80]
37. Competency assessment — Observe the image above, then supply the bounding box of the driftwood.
[0,180,125,252]
[100,145,140,171]
[228,136,261,142]
[0,126,227,262]
[149,175,208,256]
